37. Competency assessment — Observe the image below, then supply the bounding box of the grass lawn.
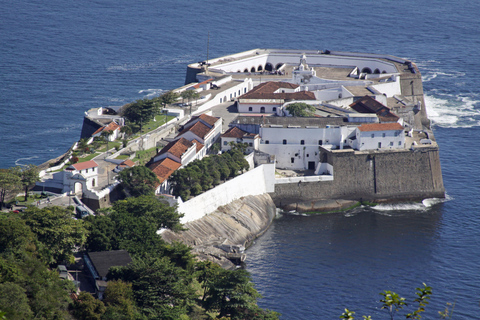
[78,152,100,162]
[96,141,122,152]
[115,154,130,160]
[13,193,46,206]
[133,146,158,164]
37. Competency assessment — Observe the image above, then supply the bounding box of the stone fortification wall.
[178,164,275,223]
[162,193,276,269]
[271,146,445,209]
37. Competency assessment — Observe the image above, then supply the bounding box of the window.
[265,140,269,144]
[390,141,393,146]
[318,140,323,145]
[398,141,402,146]
[291,158,295,163]
[371,134,375,138]
[382,133,386,138]
[223,141,227,145]
[273,107,277,112]
[86,169,88,173]
[395,131,399,137]
[307,154,309,157]
[260,106,265,113]
[92,178,95,187]
[248,107,252,111]
[378,142,382,148]
[249,143,253,147]
[301,140,305,145]
[283,139,287,145]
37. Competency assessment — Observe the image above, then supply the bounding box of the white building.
[177,113,222,150]
[221,127,260,153]
[350,122,405,151]
[63,160,99,194]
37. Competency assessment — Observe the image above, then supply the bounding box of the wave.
[138,89,166,99]
[371,197,449,213]
[424,93,480,128]
[15,155,39,166]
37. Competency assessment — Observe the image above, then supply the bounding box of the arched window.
[275,63,283,70]
[248,107,252,111]
[265,63,273,71]
[258,65,263,71]
[260,106,265,113]
[374,68,380,74]
[361,67,372,74]
[251,67,256,72]
[283,139,287,145]
[272,107,277,112]
[244,68,249,73]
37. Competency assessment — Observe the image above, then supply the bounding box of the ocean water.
[1,0,480,319]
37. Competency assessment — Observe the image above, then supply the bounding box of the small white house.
[352,122,405,151]
[176,114,222,150]
[221,127,259,153]
[92,122,122,142]
[63,160,99,194]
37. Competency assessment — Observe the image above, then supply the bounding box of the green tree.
[22,206,88,265]
[123,99,159,133]
[0,282,34,319]
[71,292,106,320]
[202,268,279,320]
[109,256,196,320]
[103,280,143,320]
[0,167,21,209]
[285,102,316,117]
[18,164,40,202]
[117,166,159,197]
[157,90,179,109]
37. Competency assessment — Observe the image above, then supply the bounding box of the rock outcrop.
[161,193,276,269]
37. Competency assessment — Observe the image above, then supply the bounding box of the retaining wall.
[271,146,445,208]
[178,163,275,223]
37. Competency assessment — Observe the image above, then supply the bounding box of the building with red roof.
[350,122,405,151]
[221,127,259,153]
[92,121,122,141]
[237,81,316,114]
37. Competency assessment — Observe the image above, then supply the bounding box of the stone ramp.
[161,193,276,269]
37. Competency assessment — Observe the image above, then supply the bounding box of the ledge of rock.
[161,193,276,269]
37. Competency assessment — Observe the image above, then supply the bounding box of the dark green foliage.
[0,212,76,319]
[108,257,196,320]
[102,280,144,320]
[85,195,183,255]
[122,99,160,133]
[71,292,106,320]
[22,206,88,265]
[0,167,21,209]
[286,102,316,117]
[156,90,179,108]
[18,164,40,202]
[169,148,250,201]
[117,166,159,197]
[200,267,280,320]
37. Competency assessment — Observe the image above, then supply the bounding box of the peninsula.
[35,48,444,267]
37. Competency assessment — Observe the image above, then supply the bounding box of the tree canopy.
[0,167,21,208]
[285,102,316,117]
[117,166,159,197]
[169,148,249,201]
[122,99,160,133]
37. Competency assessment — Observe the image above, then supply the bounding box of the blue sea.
[1,0,480,319]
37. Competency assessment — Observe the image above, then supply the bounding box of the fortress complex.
[184,49,444,206]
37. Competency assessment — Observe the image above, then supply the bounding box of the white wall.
[178,164,275,223]
[355,129,405,151]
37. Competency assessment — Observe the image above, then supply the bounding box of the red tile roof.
[159,157,182,171]
[350,96,399,122]
[222,126,247,138]
[92,122,121,136]
[119,159,135,167]
[358,123,404,132]
[179,121,212,140]
[185,113,220,128]
[70,160,98,171]
[192,78,213,89]
[148,158,181,183]
[191,139,204,152]
[238,81,315,100]
[158,138,194,159]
